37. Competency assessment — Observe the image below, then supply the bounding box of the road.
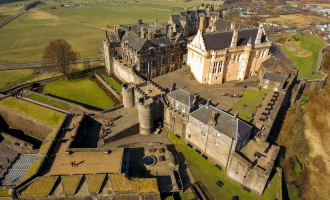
[0,57,103,69]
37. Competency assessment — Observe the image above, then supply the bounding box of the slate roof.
[150,37,173,47]
[215,18,251,32]
[122,33,150,52]
[170,10,207,32]
[190,105,252,140]
[263,72,286,83]
[121,22,154,35]
[203,28,266,51]
[262,56,276,68]
[167,89,195,108]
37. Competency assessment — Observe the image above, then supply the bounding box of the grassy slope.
[229,89,269,123]
[0,9,104,64]
[42,76,114,110]
[5,127,43,148]
[102,75,122,92]
[0,97,66,126]
[87,175,105,194]
[167,132,277,200]
[24,93,71,111]
[23,157,44,181]
[21,177,56,196]
[62,176,81,194]
[0,189,10,197]
[272,35,324,79]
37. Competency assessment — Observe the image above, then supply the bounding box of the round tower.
[138,98,154,135]
[122,83,135,108]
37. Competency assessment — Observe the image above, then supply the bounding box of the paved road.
[0,57,103,69]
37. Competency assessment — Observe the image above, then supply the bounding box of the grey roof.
[150,37,173,47]
[107,32,121,43]
[122,33,151,52]
[203,28,266,51]
[262,56,276,68]
[1,154,37,186]
[170,10,207,32]
[167,89,194,108]
[190,105,252,140]
[263,72,286,83]
[214,18,251,32]
[121,22,154,35]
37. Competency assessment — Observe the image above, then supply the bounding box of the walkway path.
[0,57,103,69]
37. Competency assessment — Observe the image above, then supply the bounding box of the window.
[219,62,223,73]
[228,75,231,78]
[199,57,202,63]
[236,54,241,62]
[191,53,195,59]
[215,140,219,146]
[190,125,194,130]
[276,82,280,86]
[182,106,185,113]
[176,102,179,109]
[188,134,191,138]
[171,55,175,62]
[259,50,264,59]
[265,79,269,84]
[201,132,206,138]
[217,132,221,137]
[233,55,237,62]
[201,123,205,128]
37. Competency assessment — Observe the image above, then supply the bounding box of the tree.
[224,9,241,23]
[43,39,79,79]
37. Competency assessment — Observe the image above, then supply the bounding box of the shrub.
[300,95,309,105]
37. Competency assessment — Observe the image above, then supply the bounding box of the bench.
[216,181,223,187]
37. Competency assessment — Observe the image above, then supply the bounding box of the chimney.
[128,25,131,32]
[230,29,238,48]
[170,83,176,92]
[148,30,153,40]
[199,16,206,32]
[206,99,211,107]
[105,30,108,37]
[155,19,158,25]
[138,19,142,25]
[211,23,217,32]
[192,94,200,106]
[208,112,217,126]
[194,7,197,12]
[247,36,252,47]
[230,23,236,30]
[168,26,174,39]
[233,111,239,120]
[184,8,188,13]
[141,27,146,39]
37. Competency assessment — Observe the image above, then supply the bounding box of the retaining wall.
[103,123,139,144]
[0,106,56,140]
[95,73,122,102]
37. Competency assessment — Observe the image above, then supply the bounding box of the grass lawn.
[5,127,43,148]
[39,141,52,153]
[0,189,10,197]
[229,89,269,123]
[87,175,105,194]
[102,75,122,92]
[312,72,325,80]
[110,174,159,194]
[0,97,66,126]
[272,34,324,79]
[62,176,81,195]
[23,93,71,111]
[21,177,57,196]
[22,157,44,181]
[179,192,195,200]
[42,75,114,110]
[167,132,278,200]
[0,6,23,23]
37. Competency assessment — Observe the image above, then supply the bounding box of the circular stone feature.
[143,156,156,167]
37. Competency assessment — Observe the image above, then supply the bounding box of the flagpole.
[147,61,149,93]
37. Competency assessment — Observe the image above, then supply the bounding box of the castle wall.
[163,105,188,138]
[114,59,134,83]
[0,106,58,140]
[138,100,154,135]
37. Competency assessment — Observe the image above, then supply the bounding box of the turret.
[138,98,154,135]
[230,29,238,48]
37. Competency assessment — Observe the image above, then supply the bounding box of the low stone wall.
[303,72,328,91]
[95,73,122,102]
[0,106,56,140]
[103,123,139,145]
[1,132,34,150]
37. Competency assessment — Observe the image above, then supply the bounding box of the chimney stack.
[141,27,146,39]
[184,8,188,13]
[230,29,238,48]
[199,16,206,32]
[233,111,239,120]
[206,99,211,107]
[194,7,197,12]
[170,83,176,92]
[192,94,200,106]
[208,112,217,126]
[230,23,236,30]
[138,19,142,25]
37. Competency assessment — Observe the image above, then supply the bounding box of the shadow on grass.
[3,128,43,148]
[44,93,104,111]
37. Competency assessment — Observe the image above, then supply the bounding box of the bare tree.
[43,39,79,79]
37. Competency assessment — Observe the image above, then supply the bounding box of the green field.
[0,61,103,92]
[42,75,114,110]
[167,132,277,200]
[102,75,122,92]
[0,97,66,126]
[272,34,324,79]
[24,93,71,111]
[0,0,222,64]
[230,89,269,123]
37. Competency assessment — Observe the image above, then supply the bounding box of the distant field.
[0,6,23,23]
[272,34,324,79]
[266,14,330,28]
[0,0,220,64]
